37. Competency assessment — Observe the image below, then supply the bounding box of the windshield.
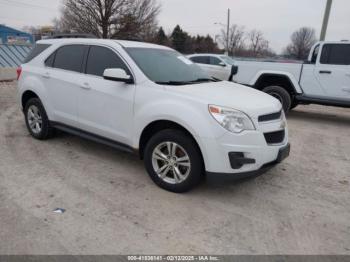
[126,48,215,85]
[220,55,235,65]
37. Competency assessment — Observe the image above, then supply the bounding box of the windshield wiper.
[190,78,220,83]
[156,77,221,86]
[155,81,192,86]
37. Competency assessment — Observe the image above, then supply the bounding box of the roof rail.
[49,33,97,39]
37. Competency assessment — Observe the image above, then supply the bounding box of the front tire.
[24,98,55,140]
[144,129,203,193]
[263,86,292,113]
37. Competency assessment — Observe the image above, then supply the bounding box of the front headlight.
[209,105,255,133]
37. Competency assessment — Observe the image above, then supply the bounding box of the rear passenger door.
[77,45,136,145]
[315,43,350,100]
[44,44,88,127]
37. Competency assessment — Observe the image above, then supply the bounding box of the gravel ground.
[0,81,349,255]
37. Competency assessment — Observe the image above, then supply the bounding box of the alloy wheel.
[151,142,191,185]
[27,105,43,134]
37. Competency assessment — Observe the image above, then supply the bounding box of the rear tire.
[24,98,55,140]
[263,86,292,113]
[144,129,203,193]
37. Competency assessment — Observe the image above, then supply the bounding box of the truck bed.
[234,60,303,86]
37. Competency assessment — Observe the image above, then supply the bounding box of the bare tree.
[247,29,269,57]
[112,0,160,40]
[53,18,68,33]
[284,27,317,60]
[219,24,245,56]
[22,26,40,35]
[58,0,160,40]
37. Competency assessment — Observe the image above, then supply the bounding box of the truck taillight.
[16,67,22,80]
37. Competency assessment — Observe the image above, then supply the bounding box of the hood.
[166,81,282,118]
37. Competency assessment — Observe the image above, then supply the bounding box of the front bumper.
[206,143,290,178]
[197,126,289,174]
[275,143,291,163]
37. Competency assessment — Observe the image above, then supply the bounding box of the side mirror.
[231,65,238,75]
[103,68,134,84]
[228,65,239,82]
[219,62,226,67]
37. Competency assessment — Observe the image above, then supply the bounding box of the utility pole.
[226,8,230,55]
[214,8,230,55]
[320,0,333,41]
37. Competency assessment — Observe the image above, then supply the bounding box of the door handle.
[319,70,332,74]
[42,72,50,79]
[80,83,91,90]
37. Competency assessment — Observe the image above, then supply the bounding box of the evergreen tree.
[155,27,168,45]
[171,25,188,52]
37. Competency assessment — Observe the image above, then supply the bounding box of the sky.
[0,0,349,53]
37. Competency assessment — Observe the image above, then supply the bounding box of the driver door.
[315,43,350,100]
[77,45,136,145]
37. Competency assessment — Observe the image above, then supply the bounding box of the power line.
[0,0,58,11]
[2,0,56,9]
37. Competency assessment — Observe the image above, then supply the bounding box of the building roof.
[0,25,34,45]
[0,24,31,35]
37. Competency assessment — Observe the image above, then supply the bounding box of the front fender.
[132,99,226,149]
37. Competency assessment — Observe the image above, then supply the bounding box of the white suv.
[17,39,290,192]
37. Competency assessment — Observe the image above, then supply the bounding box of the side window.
[45,52,55,67]
[24,44,51,63]
[86,46,130,77]
[53,45,86,73]
[210,56,222,66]
[320,44,350,65]
[189,56,210,64]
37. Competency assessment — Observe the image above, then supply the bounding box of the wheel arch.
[138,120,204,163]
[21,90,39,109]
[19,75,54,119]
[252,72,302,96]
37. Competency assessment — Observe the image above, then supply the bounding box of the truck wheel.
[144,129,203,193]
[24,98,55,140]
[263,86,292,112]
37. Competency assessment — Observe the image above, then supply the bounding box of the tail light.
[16,67,22,80]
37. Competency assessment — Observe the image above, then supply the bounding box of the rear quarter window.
[45,52,56,67]
[24,44,51,63]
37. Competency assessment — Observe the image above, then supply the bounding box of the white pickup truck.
[189,41,350,112]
